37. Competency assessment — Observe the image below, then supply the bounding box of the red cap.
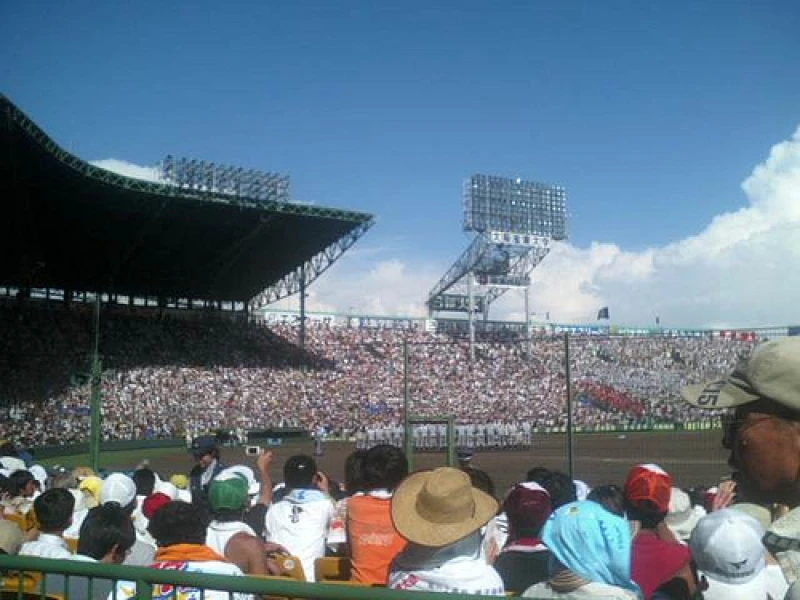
[624,464,672,514]
[142,492,172,520]
[503,482,552,540]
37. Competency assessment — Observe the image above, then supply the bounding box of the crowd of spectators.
[2,336,800,598]
[0,302,755,446]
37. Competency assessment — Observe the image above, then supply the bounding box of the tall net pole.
[89,295,102,472]
[403,339,414,470]
[564,332,574,480]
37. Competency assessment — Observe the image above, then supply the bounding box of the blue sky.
[2,2,799,326]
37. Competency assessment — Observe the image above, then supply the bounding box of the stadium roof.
[0,94,374,306]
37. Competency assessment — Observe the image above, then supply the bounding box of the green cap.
[209,476,248,511]
[682,337,800,411]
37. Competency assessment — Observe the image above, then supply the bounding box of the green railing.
[0,555,508,599]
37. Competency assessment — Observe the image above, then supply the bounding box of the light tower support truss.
[248,218,374,311]
[426,233,551,314]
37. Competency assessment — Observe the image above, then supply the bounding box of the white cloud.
[298,125,800,328]
[499,125,800,328]
[90,159,163,183]
[274,258,439,318]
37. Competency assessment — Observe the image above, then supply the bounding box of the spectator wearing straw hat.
[387,467,504,595]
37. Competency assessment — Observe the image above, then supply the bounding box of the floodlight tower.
[427,174,568,358]
[159,156,290,205]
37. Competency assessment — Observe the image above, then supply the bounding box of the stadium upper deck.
[0,94,374,306]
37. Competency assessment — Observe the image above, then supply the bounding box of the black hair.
[344,449,367,494]
[8,470,36,497]
[132,468,156,497]
[587,484,625,517]
[148,501,209,547]
[33,488,75,532]
[283,455,317,489]
[211,507,245,523]
[77,504,136,561]
[0,442,18,457]
[362,445,408,492]
[525,466,550,483]
[464,467,496,499]
[538,471,577,509]
[193,447,220,461]
[625,501,667,529]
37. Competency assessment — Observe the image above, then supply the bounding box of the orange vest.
[347,494,406,584]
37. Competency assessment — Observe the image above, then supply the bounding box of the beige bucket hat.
[391,467,498,547]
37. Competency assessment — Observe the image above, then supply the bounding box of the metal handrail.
[0,555,508,599]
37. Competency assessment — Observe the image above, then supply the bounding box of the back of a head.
[8,470,35,496]
[283,454,317,489]
[542,500,636,592]
[464,467,496,499]
[208,476,248,519]
[539,470,577,509]
[504,482,552,541]
[0,441,17,457]
[624,464,672,528]
[526,466,550,483]
[362,444,408,492]
[132,468,156,497]
[148,500,208,547]
[689,508,767,599]
[33,488,75,532]
[101,473,137,513]
[587,484,625,517]
[344,449,367,494]
[77,504,136,561]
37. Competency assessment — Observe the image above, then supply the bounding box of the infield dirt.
[94,430,729,494]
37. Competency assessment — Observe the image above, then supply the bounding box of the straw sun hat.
[391,467,498,547]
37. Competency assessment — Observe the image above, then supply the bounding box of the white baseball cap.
[153,480,179,500]
[216,465,259,496]
[665,487,703,541]
[100,473,137,508]
[690,508,769,599]
[29,465,48,491]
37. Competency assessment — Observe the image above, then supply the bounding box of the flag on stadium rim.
[597,306,610,320]
[624,463,672,514]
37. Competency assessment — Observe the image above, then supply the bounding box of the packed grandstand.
[0,299,759,447]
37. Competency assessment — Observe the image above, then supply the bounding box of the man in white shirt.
[264,455,335,582]
[19,488,74,559]
[46,503,137,598]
